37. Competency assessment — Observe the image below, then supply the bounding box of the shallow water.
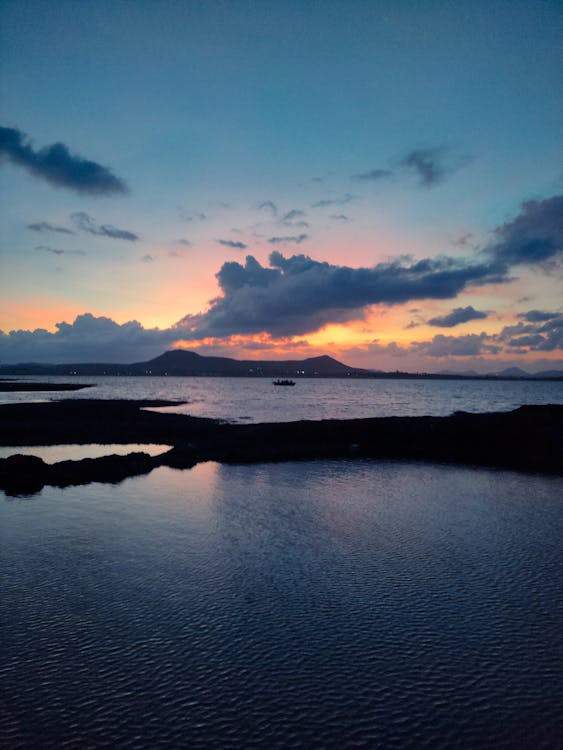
[1,374,561,422]
[2,460,562,749]
[0,443,170,462]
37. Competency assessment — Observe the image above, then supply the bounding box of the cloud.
[352,168,393,182]
[176,239,192,247]
[398,147,451,187]
[268,234,308,245]
[180,210,207,222]
[518,309,561,323]
[281,209,306,223]
[412,333,501,357]
[141,254,155,262]
[27,221,75,235]
[175,250,505,339]
[35,245,85,256]
[71,212,139,241]
[453,233,474,248]
[486,195,563,267]
[257,201,278,216]
[0,313,181,363]
[330,214,351,222]
[499,313,563,351]
[217,239,247,250]
[350,147,468,189]
[0,125,128,195]
[428,305,488,328]
[311,193,355,208]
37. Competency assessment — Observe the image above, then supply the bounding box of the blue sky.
[1,0,562,370]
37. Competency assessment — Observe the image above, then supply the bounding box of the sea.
[1,376,563,749]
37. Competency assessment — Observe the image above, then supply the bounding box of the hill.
[0,350,364,377]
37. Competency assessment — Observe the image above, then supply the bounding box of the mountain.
[0,351,365,377]
[135,351,359,376]
[0,350,561,379]
[495,367,531,378]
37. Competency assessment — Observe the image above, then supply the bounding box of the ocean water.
[1,374,562,422]
[2,460,563,749]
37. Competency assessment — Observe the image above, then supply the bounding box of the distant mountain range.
[0,350,562,380]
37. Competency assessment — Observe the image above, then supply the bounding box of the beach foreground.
[0,400,561,494]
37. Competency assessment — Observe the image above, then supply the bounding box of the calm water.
[1,374,562,422]
[2,461,563,749]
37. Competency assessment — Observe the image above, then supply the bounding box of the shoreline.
[0,382,93,392]
[0,399,561,494]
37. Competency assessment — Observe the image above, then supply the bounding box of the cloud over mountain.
[0,126,128,195]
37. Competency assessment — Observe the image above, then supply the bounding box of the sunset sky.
[1,0,562,372]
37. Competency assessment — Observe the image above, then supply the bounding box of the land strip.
[0,399,561,495]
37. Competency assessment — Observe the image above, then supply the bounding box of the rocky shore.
[0,399,561,495]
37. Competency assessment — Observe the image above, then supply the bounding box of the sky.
[1,0,562,372]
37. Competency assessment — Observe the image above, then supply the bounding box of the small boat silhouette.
[272,379,296,386]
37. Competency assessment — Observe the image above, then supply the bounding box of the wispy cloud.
[311,193,355,208]
[217,239,247,250]
[257,200,278,216]
[35,245,85,256]
[351,146,469,189]
[399,147,449,187]
[268,234,309,245]
[0,125,128,195]
[352,168,393,182]
[71,212,139,241]
[28,220,75,235]
[179,209,207,222]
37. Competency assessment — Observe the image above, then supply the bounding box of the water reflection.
[0,443,170,463]
[1,461,562,748]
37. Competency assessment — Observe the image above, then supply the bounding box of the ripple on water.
[1,460,562,749]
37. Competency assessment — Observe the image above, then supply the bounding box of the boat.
[272,379,296,386]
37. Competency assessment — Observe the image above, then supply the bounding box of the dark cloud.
[311,193,355,208]
[518,309,560,323]
[330,214,352,222]
[176,239,192,247]
[0,126,127,195]
[71,212,139,241]
[141,254,155,263]
[428,305,488,328]
[175,250,505,339]
[0,313,181,363]
[352,168,393,182]
[35,245,85,256]
[268,234,308,245]
[28,221,75,235]
[500,314,563,351]
[486,195,563,267]
[217,239,247,250]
